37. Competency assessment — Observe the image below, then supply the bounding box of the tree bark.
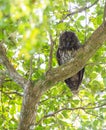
[0,21,106,130]
[0,43,27,88]
[18,21,106,130]
[17,81,42,130]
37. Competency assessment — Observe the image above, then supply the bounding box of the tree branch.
[28,55,33,81]
[37,21,106,94]
[86,62,106,66]
[48,34,55,70]
[0,89,23,97]
[103,1,106,23]
[0,43,27,88]
[18,21,106,130]
[36,102,106,125]
[58,0,99,24]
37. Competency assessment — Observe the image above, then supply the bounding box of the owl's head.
[59,31,80,50]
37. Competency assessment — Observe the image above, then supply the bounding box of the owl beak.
[66,42,70,48]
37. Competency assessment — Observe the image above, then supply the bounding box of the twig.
[103,1,106,23]
[83,110,102,119]
[85,62,106,66]
[28,55,33,81]
[36,102,106,125]
[58,0,99,24]
[0,89,23,96]
[0,90,12,99]
[48,34,55,70]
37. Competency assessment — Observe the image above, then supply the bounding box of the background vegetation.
[0,0,106,129]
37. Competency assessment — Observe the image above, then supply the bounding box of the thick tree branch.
[0,43,27,88]
[37,21,106,93]
[18,21,106,130]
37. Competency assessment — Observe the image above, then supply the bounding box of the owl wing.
[56,48,84,92]
[56,48,62,65]
[57,48,73,65]
[78,68,85,86]
[56,31,85,92]
[65,68,85,91]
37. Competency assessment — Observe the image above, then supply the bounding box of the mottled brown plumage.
[56,31,84,93]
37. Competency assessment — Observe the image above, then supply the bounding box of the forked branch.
[0,43,27,88]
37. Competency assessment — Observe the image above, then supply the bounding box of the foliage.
[0,0,106,129]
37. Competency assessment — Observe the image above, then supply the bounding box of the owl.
[56,31,85,93]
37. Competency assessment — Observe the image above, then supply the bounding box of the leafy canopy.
[0,0,106,129]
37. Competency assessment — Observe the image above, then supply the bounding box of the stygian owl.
[56,31,85,93]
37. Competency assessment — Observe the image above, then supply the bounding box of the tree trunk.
[17,22,106,129]
[17,81,42,130]
[0,22,106,129]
